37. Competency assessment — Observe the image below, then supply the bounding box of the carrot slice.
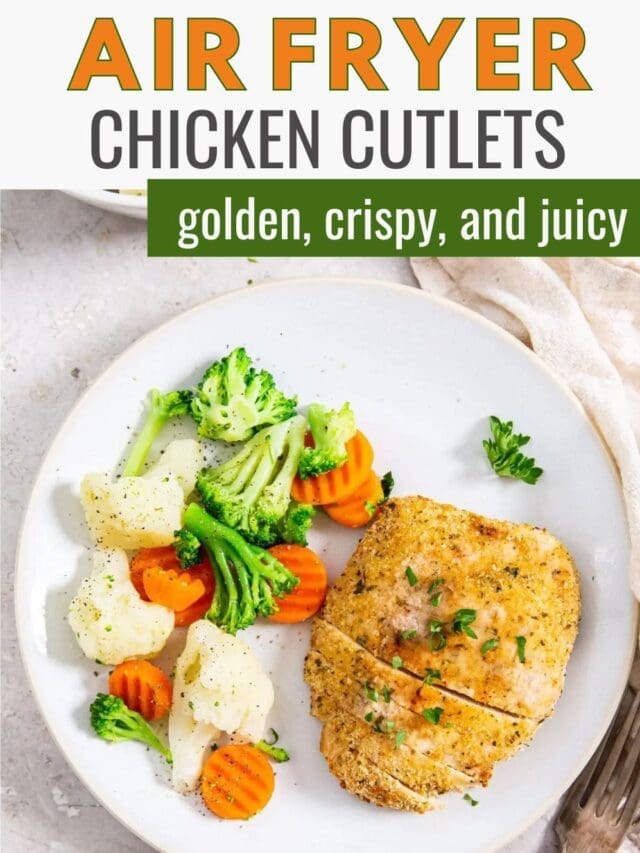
[108,660,172,721]
[201,744,275,820]
[291,430,374,506]
[324,470,384,528]
[130,546,179,600]
[267,544,328,623]
[130,547,214,626]
[142,566,206,612]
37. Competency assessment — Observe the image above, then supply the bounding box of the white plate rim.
[14,276,639,853]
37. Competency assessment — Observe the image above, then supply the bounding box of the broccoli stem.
[122,389,191,477]
[183,503,298,631]
[90,693,172,763]
[122,405,169,477]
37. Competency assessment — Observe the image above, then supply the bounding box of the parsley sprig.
[482,416,543,484]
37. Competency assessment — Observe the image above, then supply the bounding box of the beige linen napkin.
[410,256,640,601]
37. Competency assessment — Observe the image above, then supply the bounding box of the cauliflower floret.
[80,439,202,549]
[169,620,274,793]
[68,549,174,665]
[144,439,202,498]
[81,472,183,549]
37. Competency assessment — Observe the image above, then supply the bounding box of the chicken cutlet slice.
[323,496,580,720]
[309,619,537,781]
[320,711,438,812]
[307,648,482,785]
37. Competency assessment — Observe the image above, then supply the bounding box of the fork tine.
[592,691,640,814]
[605,699,640,824]
[560,731,611,821]
[615,756,640,833]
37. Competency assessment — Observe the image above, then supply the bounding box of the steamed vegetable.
[197,415,306,547]
[267,544,328,623]
[298,402,356,479]
[174,528,201,568]
[67,549,174,665]
[191,347,297,442]
[179,503,299,634]
[130,545,214,627]
[292,430,374,506]
[142,566,206,612]
[201,744,275,819]
[81,440,202,550]
[168,620,274,793]
[324,470,384,528]
[482,416,543,484]
[90,693,172,762]
[108,660,172,721]
[277,500,316,546]
[122,390,192,477]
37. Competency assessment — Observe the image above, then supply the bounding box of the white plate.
[16,278,637,853]
[64,189,147,219]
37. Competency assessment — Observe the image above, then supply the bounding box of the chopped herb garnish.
[364,682,379,702]
[516,635,527,663]
[405,566,418,587]
[256,741,290,762]
[382,686,392,703]
[381,471,395,499]
[394,730,407,748]
[463,793,479,807]
[429,619,447,651]
[481,638,500,655]
[452,609,478,639]
[364,501,378,517]
[391,655,403,669]
[400,629,417,640]
[384,720,395,732]
[424,668,441,686]
[422,706,444,725]
[430,591,443,607]
[483,416,543,484]
[104,625,112,632]
[427,578,444,595]
[364,711,374,723]
[372,715,385,733]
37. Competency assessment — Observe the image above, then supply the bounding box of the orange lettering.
[187,19,245,90]
[330,19,387,90]
[477,18,519,91]
[68,18,140,90]
[534,19,591,90]
[273,18,316,90]
[395,18,464,90]
[154,19,173,90]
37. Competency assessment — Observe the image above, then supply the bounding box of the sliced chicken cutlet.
[305,652,476,796]
[323,496,580,720]
[320,712,437,812]
[308,619,537,782]
[307,648,480,786]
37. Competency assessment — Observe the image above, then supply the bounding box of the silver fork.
[555,647,640,852]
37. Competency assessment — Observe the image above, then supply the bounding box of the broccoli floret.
[191,347,297,443]
[90,693,172,763]
[182,503,298,635]
[122,389,192,477]
[277,501,316,546]
[197,415,307,547]
[174,528,201,568]
[298,402,356,479]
